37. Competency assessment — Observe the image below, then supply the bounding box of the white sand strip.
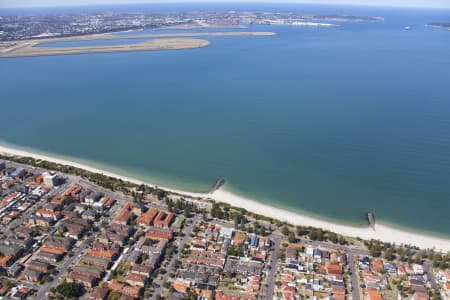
[1,144,449,252]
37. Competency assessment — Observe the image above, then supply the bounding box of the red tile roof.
[136,208,158,227]
[327,263,343,275]
[0,255,13,267]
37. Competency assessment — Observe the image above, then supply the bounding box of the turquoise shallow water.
[1,4,450,238]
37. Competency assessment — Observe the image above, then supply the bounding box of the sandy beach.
[0,143,449,252]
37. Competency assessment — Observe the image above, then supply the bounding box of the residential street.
[263,235,282,300]
[150,215,199,299]
[347,252,361,300]
[423,261,437,290]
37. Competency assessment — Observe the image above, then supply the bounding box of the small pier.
[367,211,376,230]
[211,178,225,192]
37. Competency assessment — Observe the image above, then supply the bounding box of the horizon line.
[2,1,450,10]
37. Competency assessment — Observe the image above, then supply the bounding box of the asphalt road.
[263,235,282,300]
[347,252,361,300]
[423,261,437,290]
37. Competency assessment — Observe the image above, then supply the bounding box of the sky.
[1,0,449,9]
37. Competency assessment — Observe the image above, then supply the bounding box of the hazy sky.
[1,0,449,9]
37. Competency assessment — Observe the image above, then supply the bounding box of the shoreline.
[0,143,449,252]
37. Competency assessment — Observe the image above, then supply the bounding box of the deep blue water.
[1,4,450,237]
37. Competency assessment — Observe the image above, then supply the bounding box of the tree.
[308,230,318,240]
[138,184,145,192]
[167,199,174,212]
[227,245,244,257]
[296,226,309,236]
[31,226,41,237]
[211,202,222,218]
[282,226,291,236]
[56,281,83,298]
[107,291,121,300]
[240,217,246,230]
[316,229,325,241]
[233,214,239,229]
[384,248,395,260]
[187,288,197,300]
[327,232,338,243]
[184,205,191,217]
[155,189,167,200]
[432,290,441,300]
[288,232,296,243]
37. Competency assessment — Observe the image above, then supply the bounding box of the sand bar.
[0,31,275,58]
[0,38,211,58]
[0,144,449,252]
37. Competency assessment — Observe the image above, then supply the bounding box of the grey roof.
[9,167,25,178]
[36,251,60,259]
[0,243,23,256]
[83,209,97,217]
[26,260,50,268]
[8,262,23,275]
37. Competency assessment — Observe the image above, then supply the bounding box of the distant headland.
[427,22,450,31]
